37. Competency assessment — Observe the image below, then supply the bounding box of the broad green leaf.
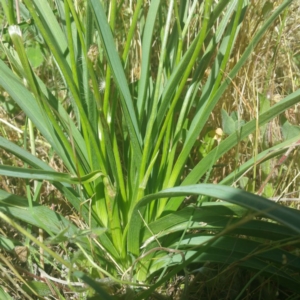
[221,109,237,135]
[22,281,52,297]
[221,109,245,135]
[280,116,300,140]
[25,45,44,68]
[0,287,13,300]
[0,235,17,252]
[262,1,274,19]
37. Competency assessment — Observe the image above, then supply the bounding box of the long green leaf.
[142,206,296,245]
[89,0,142,167]
[0,190,78,239]
[23,0,104,174]
[169,0,292,188]
[221,134,300,186]
[138,227,300,299]
[136,0,160,119]
[160,88,300,213]
[149,235,300,275]
[184,88,300,185]
[0,165,103,184]
[128,184,300,257]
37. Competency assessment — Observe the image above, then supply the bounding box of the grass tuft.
[0,0,300,299]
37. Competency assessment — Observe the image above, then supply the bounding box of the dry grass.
[206,0,300,201]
